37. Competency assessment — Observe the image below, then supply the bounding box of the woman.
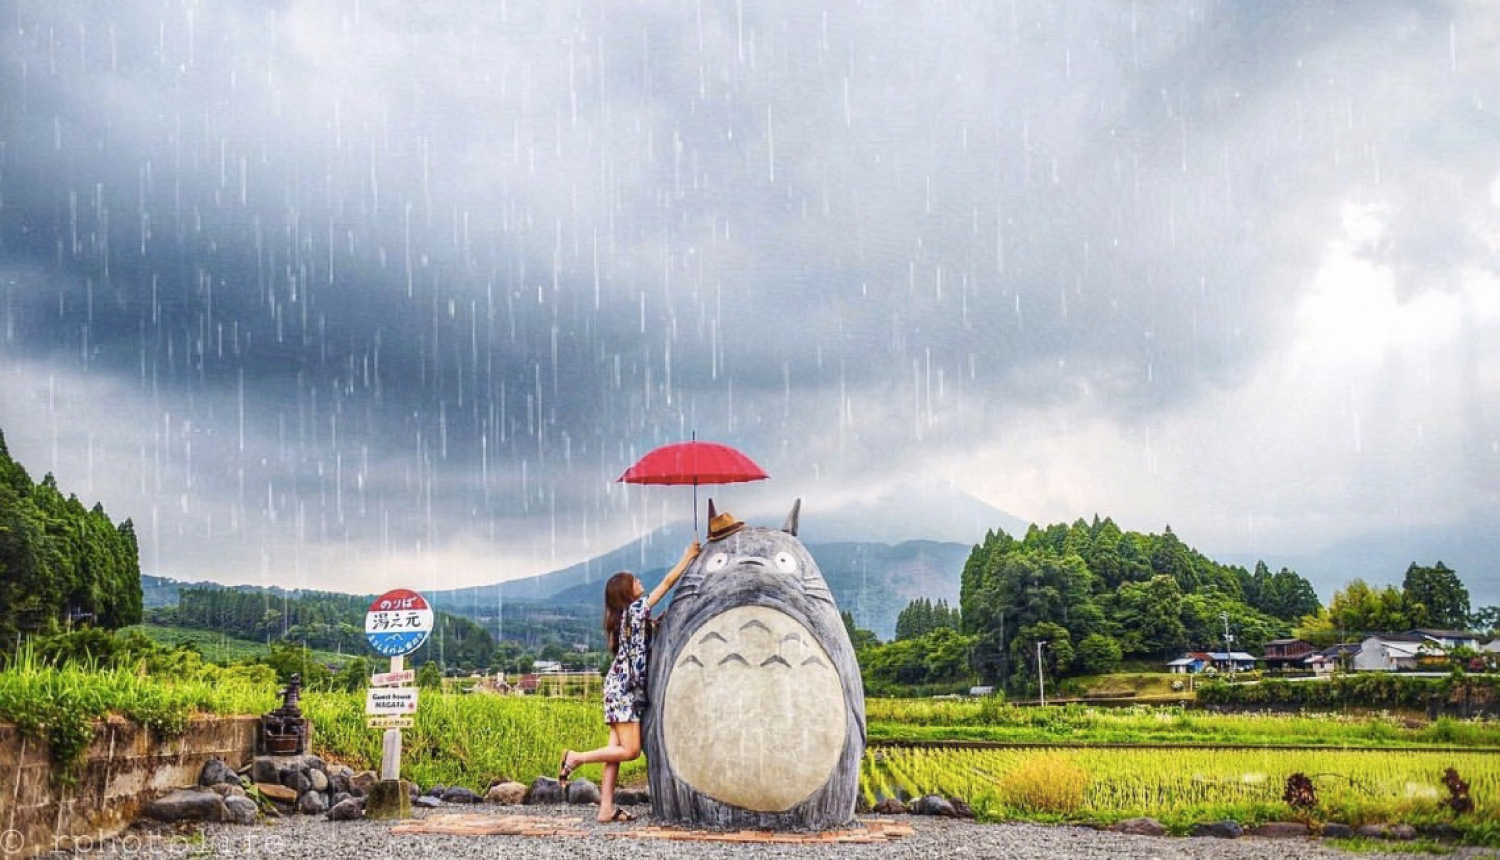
[559,538,700,822]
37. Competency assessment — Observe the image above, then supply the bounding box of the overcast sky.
[1,1,1497,600]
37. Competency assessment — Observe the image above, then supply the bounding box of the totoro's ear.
[707,498,718,521]
[782,498,801,536]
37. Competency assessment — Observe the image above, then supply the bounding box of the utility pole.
[1220,611,1234,679]
[1036,640,1048,706]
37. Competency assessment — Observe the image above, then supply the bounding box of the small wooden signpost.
[364,588,433,818]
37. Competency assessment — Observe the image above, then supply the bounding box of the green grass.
[122,624,351,666]
[0,646,278,782]
[301,690,639,791]
[866,699,1500,749]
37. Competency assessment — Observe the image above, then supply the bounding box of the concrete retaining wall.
[1,715,258,859]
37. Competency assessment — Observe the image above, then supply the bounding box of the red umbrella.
[618,436,768,534]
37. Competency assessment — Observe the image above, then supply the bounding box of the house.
[1304,652,1338,676]
[1261,639,1316,670]
[1352,634,1425,672]
[1483,640,1500,655]
[1306,642,1360,675]
[1166,652,1213,674]
[1406,629,1482,652]
[532,660,564,674]
[1204,651,1258,673]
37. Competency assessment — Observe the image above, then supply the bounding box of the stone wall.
[1,715,258,859]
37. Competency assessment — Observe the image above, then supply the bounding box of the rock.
[414,796,443,808]
[1111,817,1167,837]
[442,786,482,804]
[909,795,956,817]
[330,772,352,795]
[1354,824,1389,839]
[526,776,565,805]
[947,797,975,819]
[199,758,238,787]
[145,789,229,823]
[1389,824,1417,841]
[309,769,329,793]
[425,784,447,797]
[1418,823,1464,841]
[254,782,299,804]
[332,791,354,807]
[350,770,377,796]
[297,791,328,815]
[1249,822,1310,838]
[327,798,364,821]
[566,778,601,805]
[1190,820,1243,839]
[209,783,247,800]
[872,797,907,815]
[224,796,258,825]
[366,780,411,821]
[280,768,311,795]
[613,788,649,806]
[486,782,527,805]
[1319,822,1353,838]
[304,755,326,773]
[252,757,280,785]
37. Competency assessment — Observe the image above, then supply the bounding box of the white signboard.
[370,669,416,687]
[366,687,420,715]
[367,715,415,729]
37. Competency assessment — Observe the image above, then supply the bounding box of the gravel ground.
[83,806,1484,860]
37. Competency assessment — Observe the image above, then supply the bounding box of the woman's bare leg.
[598,758,620,821]
[563,721,641,769]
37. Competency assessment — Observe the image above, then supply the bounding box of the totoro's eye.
[705,552,729,572]
[773,552,798,573]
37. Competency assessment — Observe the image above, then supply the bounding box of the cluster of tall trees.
[958,518,1321,689]
[161,586,498,670]
[851,517,1328,692]
[893,598,960,641]
[0,430,142,643]
[1297,562,1496,643]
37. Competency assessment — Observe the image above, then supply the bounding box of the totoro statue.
[643,499,866,830]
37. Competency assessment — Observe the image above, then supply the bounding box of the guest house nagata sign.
[365,588,434,657]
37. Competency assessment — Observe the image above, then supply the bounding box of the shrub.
[997,754,1088,814]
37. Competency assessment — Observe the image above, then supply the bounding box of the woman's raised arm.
[647,540,701,608]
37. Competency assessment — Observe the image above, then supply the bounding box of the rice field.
[863,744,1500,832]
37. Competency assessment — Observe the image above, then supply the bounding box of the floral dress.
[602,596,651,724]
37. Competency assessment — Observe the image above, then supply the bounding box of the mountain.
[531,538,972,641]
[427,486,1020,639]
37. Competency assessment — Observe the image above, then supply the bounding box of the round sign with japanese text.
[365,589,434,657]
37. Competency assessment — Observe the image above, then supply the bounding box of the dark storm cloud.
[2,0,1498,588]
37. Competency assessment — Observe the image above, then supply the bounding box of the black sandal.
[603,809,635,823]
[558,752,576,782]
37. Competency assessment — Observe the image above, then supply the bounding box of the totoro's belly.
[662,604,847,812]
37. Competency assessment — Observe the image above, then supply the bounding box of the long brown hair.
[603,571,639,655]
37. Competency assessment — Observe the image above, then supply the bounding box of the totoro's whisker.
[801,656,826,668]
[760,655,792,668]
[697,631,728,644]
[739,619,772,633]
[717,653,749,666]
[681,655,704,668]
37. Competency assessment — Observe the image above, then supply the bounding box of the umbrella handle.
[693,480,699,537]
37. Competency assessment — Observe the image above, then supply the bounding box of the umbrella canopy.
[618,440,768,485]
[618,439,768,534]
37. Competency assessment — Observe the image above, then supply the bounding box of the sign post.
[364,588,433,818]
